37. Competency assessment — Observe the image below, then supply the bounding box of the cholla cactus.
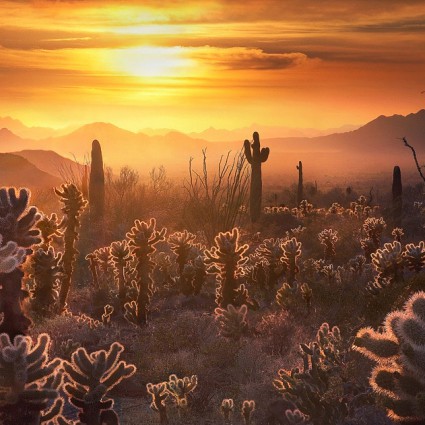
[36,213,63,250]
[205,228,249,307]
[110,240,133,310]
[371,241,404,282]
[281,237,302,286]
[0,333,63,425]
[392,227,404,243]
[93,247,111,278]
[125,218,166,325]
[353,291,425,421]
[63,342,136,425]
[166,374,198,408]
[0,234,25,274]
[0,188,41,338]
[403,241,425,273]
[30,247,62,317]
[241,400,255,425]
[101,304,114,325]
[363,217,386,249]
[255,238,285,290]
[274,323,347,425]
[285,409,311,424]
[221,398,234,423]
[318,229,338,262]
[348,255,366,276]
[55,183,87,313]
[147,382,169,424]
[298,200,313,216]
[85,252,100,289]
[168,230,196,294]
[276,282,312,314]
[328,203,344,215]
[214,304,248,340]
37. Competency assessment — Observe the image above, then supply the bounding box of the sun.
[107,46,195,78]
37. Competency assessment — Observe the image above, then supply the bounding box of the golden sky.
[1,0,425,132]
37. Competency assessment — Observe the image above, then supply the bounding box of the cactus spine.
[55,184,87,312]
[89,140,105,222]
[392,165,402,228]
[244,132,269,223]
[297,161,304,206]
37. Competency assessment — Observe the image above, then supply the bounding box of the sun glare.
[108,46,195,78]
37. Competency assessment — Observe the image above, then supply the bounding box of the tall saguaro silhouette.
[89,139,105,221]
[392,165,402,227]
[297,160,303,206]
[244,132,269,223]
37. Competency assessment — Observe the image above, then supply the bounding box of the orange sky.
[1,0,425,132]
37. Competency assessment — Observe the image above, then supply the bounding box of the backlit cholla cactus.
[0,234,25,274]
[255,238,285,290]
[36,213,63,250]
[110,240,133,310]
[147,381,169,424]
[55,183,87,313]
[0,188,41,338]
[242,400,255,425]
[298,200,313,217]
[166,374,198,408]
[274,323,346,425]
[276,281,312,314]
[63,342,136,425]
[205,228,249,307]
[281,237,302,286]
[214,304,248,340]
[328,203,344,215]
[125,218,166,325]
[392,227,404,243]
[403,241,425,273]
[0,333,63,425]
[363,217,386,250]
[221,398,234,424]
[318,229,338,262]
[348,255,366,276]
[285,409,311,424]
[371,241,404,282]
[93,246,111,282]
[85,252,100,289]
[353,291,425,422]
[168,230,196,295]
[30,247,62,317]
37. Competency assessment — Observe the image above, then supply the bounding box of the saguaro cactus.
[392,165,402,228]
[297,161,304,206]
[89,140,105,221]
[244,132,269,223]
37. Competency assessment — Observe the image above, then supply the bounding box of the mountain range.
[0,109,424,189]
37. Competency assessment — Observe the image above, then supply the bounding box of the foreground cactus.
[244,132,269,222]
[274,323,347,425]
[125,218,166,325]
[215,304,248,339]
[0,188,41,338]
[0,333,63,425]
[205,228,249,307]
[63,341,136,425]
[353,291,425,422]
[403,241,425,273]
[55,183,87,312]
[371,241,404,282]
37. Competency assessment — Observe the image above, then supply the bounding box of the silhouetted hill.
[12,150,85,180]
[0,153,61,188]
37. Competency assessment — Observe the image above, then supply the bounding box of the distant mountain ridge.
[0,109,423,177]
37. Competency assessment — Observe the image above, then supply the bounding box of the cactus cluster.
[318,229,338,262]
[273,323,348,425]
